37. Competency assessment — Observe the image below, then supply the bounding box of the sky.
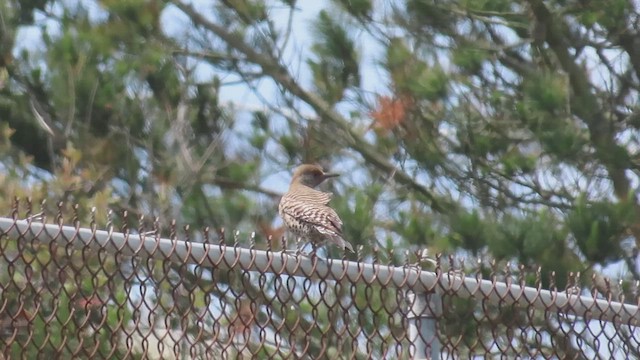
[11,0,639,277]
[159,1,386,191]
[13,1,352,189]
[11,0,391,253]
[8,3,640,357]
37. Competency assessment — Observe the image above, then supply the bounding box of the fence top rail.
[0,216,639,325]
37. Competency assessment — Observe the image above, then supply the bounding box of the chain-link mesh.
[1,202,639,359]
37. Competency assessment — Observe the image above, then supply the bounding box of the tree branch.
[171,0,453,213]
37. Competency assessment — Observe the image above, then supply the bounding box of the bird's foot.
[140,230,158,237]
[281,249,300,256]
[279,249,327,263]
[22,212,45,222]
[405,249,437,271]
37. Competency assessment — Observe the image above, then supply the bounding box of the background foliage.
[2,0,640,357]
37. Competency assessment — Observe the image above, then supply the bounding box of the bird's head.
[290,164,339,188]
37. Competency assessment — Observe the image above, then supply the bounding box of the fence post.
[408,291,442,360]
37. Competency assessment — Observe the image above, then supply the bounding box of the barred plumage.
[279,164,354,253]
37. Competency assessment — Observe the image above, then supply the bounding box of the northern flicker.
[279,164,354,253]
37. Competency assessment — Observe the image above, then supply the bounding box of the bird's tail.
[332,235,354,253]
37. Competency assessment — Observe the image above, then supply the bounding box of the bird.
[279,164,354,254]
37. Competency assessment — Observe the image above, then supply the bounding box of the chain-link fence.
[0,203,639,359]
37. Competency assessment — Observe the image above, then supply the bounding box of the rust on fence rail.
[1,205,640,359]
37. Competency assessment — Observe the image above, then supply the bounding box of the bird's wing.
[282,201,343,236]
[281,199,354,252]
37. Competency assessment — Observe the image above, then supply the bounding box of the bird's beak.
[323,172,340,179]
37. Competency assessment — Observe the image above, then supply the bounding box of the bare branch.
[171,0,453,213]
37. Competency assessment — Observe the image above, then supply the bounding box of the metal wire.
[0,202,639,359]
